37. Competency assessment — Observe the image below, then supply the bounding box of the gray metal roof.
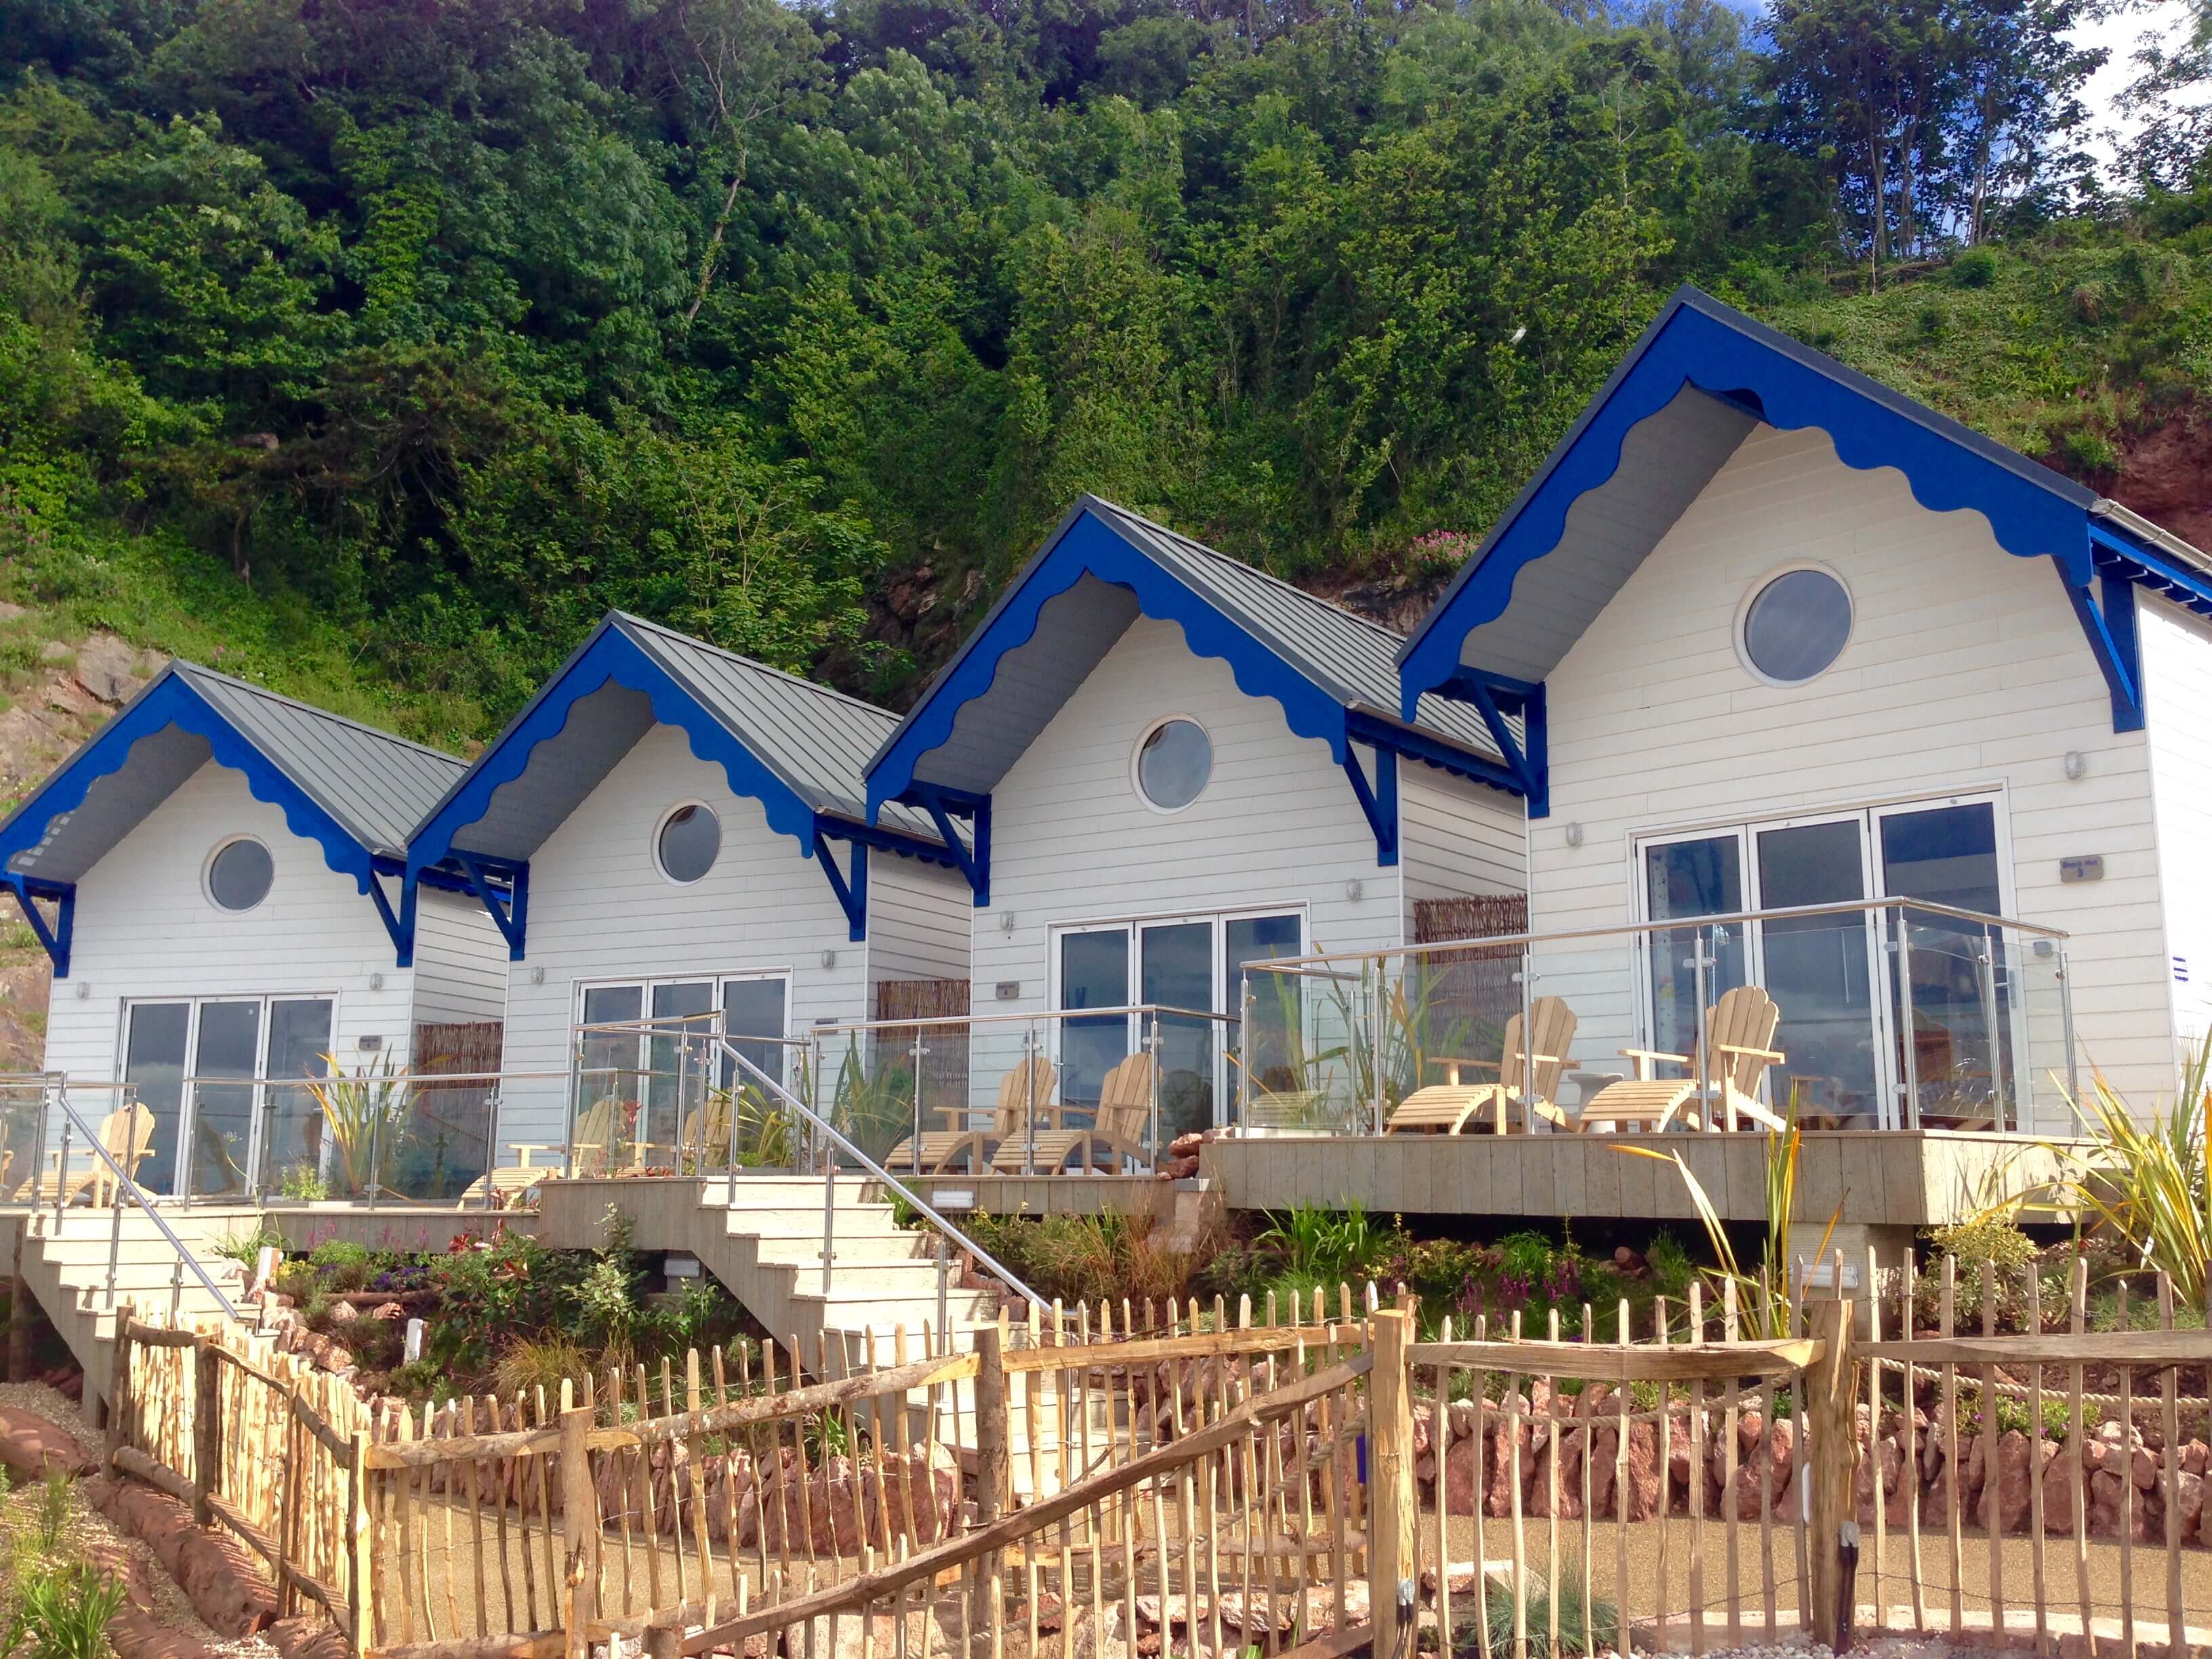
[615,615,941,838]
[1080,499,1505,756]
[179,664,468,856]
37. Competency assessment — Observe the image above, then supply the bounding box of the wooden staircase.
[14,1204,251,1412]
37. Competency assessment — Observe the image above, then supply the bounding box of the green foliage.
[278,1163,328,1202]
[0,0,2194,740]
[308,1240,375,1292]
[0,1566,128,1659]
[30,1475,65,1556]
[493,1334,593,1401]
[1254,1203,1386,1286]
[964,1210,1204,1309]
[1471,1566,1616,1659]
[210,1223,283,1270]
[1919,1214,2039,1328]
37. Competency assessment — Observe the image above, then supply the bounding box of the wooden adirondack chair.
[510,1094,628,1176]
[45,1103,157,1206]
[1387,998,1580,1134]
[999,1051,1158,1173]
[1578,986,1788,1132]
[680,1091,735,1168]
[887,1057,1056,1174]
[460,1143,554,1205]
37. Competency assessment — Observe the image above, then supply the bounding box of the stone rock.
[1448,1398,1480,1443]
[1620,1420,1662,1521]
[1166,1132,1204,1160]
[327,1300,358,1324]
[2186,1439,2209,1477]
[0,1406,94,1481]
[1485,1391,1531,1517]
[2179,1469,2206,1543]
[1157,1155,1200,1181]
[71,634,148,705]
[1586,1424,1618,1519]
[1442,1433,1477,1521]
[1993,1429,2035,1534]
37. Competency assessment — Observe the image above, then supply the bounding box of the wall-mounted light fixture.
[1563,822,1585,848]
[531,966,546,986]
[2064,750,2088,781]
[821,949,838,970]
[368,972,385,992]
[1345,879,1365,903]
[74,982,89,1000]
[998,912,1016,933]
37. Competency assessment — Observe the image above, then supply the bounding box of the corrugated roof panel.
[180,666,468,856]
[1082,500,1504,762]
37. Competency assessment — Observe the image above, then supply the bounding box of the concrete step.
[747,1235,935,1265]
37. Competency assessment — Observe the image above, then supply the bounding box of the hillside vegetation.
[5,0,2212,750]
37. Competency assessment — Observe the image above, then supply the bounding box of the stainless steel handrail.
[44,1080,243,1324]
[807,1001,1237,1037]
[712,1035,1049,1313]
[1252,895,2066,976]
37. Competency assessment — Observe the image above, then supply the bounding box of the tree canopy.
[1,0,2204,742]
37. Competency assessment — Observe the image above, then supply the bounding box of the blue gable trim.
[0,671,397,973]
[409,623,951,945]
[1399,287,2106,722]
[867,510,1364,826]
[1396,286,2203,752]
[867,506,1517,869]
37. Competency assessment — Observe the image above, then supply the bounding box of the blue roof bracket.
[365,859,414,967]
[1340,745,1399,867]
[1425,670,1549,819]
[3,876,73,979]
[455,853,530,961]
[2059,560,2146,734]
[812,825,870,943]
[906,784,991,908]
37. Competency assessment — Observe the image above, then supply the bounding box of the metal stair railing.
[38,1078,243,1326]
[712,1036,1048,1316]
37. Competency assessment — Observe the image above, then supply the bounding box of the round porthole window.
[1740,566,1853,686]
[205,838,273,912]
[1133,717,1212,813]
[655,802,721,884]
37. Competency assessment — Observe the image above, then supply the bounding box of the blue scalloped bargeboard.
[1397,300,2101,718]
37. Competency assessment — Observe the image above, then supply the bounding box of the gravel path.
[0,1380,279,1659]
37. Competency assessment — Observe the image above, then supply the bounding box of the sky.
[2076,0,2196,172]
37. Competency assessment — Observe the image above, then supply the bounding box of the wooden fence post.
[1369,1309,1417,1659]
[970,1323,1008,1659]
[348,1430,374,1657]
[106,1307,135,1462]
[560,1406,598,1659]
[192,1334,220,1528]
[1806,1296,1858,1651]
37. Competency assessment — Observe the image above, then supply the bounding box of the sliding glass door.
[1052,909,1303,1136]
[574,973,790,1169]
[1636,795,2012,1130]
[119,996,333,1197]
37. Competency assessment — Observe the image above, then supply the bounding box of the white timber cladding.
[41,760,421,1083]
[972,611,1526,1017]
[409,888,509,1027]
[1398,762,1529,941]
[1530,422,2176,1117]
[863,855,972,993]
[494,722,880,1155]
[2142,594,2212,1048]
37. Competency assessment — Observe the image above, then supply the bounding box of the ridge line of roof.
[609,612,901,728]
[1082,497,1422,654]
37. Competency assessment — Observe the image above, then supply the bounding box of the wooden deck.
[1196,1128,2074,1226]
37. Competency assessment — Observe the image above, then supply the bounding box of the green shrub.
[2062,426,2120,471]
[1919,1214,2038,1330]
[1643,1230,1696,1300]
[210,1223,283,1270]
[1,1566,129,1659]
[1951,247,2000,287]
[1472,1568,1617,1658]
[308,1240,375,1292]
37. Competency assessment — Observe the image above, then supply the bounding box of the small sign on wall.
[2059,855,2105,884]
[995,981,1021,1000]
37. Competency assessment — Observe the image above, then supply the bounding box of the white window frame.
[1629,789,2018,1128]
[117,991,342,1198]
[1045,903,1309,1128]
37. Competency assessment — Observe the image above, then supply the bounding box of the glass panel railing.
[1244,897,2072,1138]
